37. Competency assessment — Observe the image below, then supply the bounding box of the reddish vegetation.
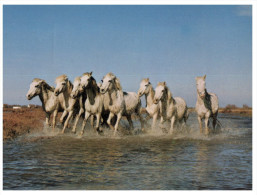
[3,105,252,141]
[3,107,46,140]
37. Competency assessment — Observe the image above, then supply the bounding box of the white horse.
[153,82,188,134]
[138,78,160,130]
[195,75,219,135]
[100,72,144,135]
[80,72,103,135]
[69,76,86,133]
[54,74,80,133]
[26,78,63,130]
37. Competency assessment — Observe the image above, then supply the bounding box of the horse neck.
[161,88,174,109]
[39,86,52,109]
[197,89,212,110]
[86,81,99,105]
[63,81,73,100]
[108,88,122,104]
[145,85,155,106]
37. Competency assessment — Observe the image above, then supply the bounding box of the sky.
[3,5,252,107]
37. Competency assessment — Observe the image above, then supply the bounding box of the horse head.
[196,75,206,99]
[70,76,83,99]
[153,82,169,104]
[100,72,122,94]
[54,74,69,96]
[138,78,151,97]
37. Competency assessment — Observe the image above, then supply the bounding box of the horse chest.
[196,101,210,117]
[85,96,102,113]
[146,104,158,116]
[45,98,58,113]
[167,105,176,119]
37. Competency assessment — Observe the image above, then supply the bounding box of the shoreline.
[3,107,252,141]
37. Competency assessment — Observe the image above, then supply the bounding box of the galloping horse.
[138,78,160,130]
[154,82,188,134]
[195,75,219,135]
[26,78,63,130]
[100,73,144,135]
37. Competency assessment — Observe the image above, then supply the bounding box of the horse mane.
[106,72,122,91]
[43,82,55,92]
[74,76,81,82]
[203,89,212,111]
[67,80,73,94]
[55,74,68,84]
[165,86,174,103]
[33,78,55,92]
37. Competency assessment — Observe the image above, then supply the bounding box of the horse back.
[124,92,141,114]
[209,92,219,114]
[174,97,187,119]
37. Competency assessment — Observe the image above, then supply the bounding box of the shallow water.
[3,113,252,190]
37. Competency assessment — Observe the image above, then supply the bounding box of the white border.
[1,1,256,195]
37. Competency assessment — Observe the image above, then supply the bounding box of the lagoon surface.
[3,113,252,190]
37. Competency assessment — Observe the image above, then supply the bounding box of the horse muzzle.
[27,94,32,100]
[54,91,60,96]
[153,99,159,104]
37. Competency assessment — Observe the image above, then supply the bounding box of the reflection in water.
[3,113,252,190]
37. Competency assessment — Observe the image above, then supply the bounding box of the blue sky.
[3,5,252,107]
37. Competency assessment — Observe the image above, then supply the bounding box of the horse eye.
[101,80,103,82]
[108,80,112,82]
[35,85,39,88]
[62,83,66,85]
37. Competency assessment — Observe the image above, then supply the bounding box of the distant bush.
[242,104,250,109]
[225,104,237,109]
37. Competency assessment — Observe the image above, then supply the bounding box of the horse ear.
[90,72,93,76]
[146,78,149,82]
[65,76,68,82]
[38,80,45,86]
[163,81,166,86]
[203,75,206,80]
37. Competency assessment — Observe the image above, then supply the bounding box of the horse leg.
[212,113,218,130]
[126,115,134,130]
[61,111,73,134]
[107,112,115,130]
[137,112,145,131]
[72,108,84,133]
[60,110,68,124]
[170,116,176,134]
[45,113,51,127]
[81,111,91,136]
[90,115,94,128]
[114,113,122,135]
[52,109,58,131]
[197,116,203,134]
[95,113,101,133]
[204,117,209,135]
[152,113,158,130]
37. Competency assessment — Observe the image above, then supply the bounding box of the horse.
[100,72,144,135]
[69,76,87,133]
[138,78,160,130]
[195,75,219,135]
[80,72,103,135]
[54,74,80,133]
[26,78,63,130]
[153,82,188,134]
